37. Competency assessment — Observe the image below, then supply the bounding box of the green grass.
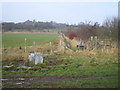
[2,33,58,48]
[3,54,118,77]
[2,53,118,88]
[2,33,118,88]
[56,77,118,88]
[2,32,118,88]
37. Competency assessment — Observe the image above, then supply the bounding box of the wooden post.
[95,36,97,48]
[24,38,27,52]
[62,40,65,53]
[33,41,36,53]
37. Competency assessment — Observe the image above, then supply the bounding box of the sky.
[2,2,118,25]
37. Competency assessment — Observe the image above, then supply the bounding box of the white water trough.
[28,52,44,65]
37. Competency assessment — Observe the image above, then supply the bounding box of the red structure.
[68,32,77,40]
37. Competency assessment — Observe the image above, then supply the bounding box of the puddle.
[17,78,25,81]
[3,65,32,69]
[2,78,30,85]
[30,78,33,80]
[17,66,32,69]
[16,82,23,85]
[3,65,14,68]
[15,82,30,85]
[1,79,10,81]
[1,78,26,81]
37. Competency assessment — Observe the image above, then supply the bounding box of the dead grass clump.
[2,48,29,61]
[3,53,24,61]
[65,50,74,55]
[98,62,108,65]
[64,36,79,48]
[53,51,63,55]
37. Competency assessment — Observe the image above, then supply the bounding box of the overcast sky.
[2,2,118,25]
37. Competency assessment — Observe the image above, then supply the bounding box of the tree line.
[63,17,118,42]
[2,20,67,32]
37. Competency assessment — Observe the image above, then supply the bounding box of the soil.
[2,75,118,88]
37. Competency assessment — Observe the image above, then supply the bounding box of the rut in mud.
[2,75,118,87]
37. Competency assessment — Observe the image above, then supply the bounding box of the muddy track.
[2,74,118,84]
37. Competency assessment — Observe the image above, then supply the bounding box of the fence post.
[50,42,53,55]
[24,38,27,52]
[33,41,36,53]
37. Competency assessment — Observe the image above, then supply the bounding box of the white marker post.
[91,36,93,41]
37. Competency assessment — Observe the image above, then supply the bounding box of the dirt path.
[2,74,118,84]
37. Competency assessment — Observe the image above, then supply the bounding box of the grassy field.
[2,33,58,48]
[2,33,119,88]
[2,53,118,88]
